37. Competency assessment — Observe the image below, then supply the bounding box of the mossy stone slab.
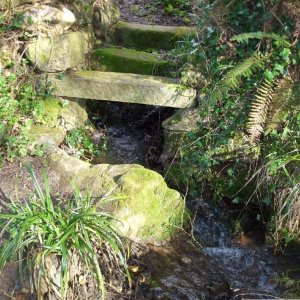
[93,47,176,76]
[110,21,196,50]
[49,71,196,108]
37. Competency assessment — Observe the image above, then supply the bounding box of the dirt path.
[0,157,60,201]
[118,0,197,26]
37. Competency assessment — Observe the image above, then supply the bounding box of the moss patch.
[111,21,195,50]
[41,98,88,130]
[93,47,176,76]
[115,166,185,241]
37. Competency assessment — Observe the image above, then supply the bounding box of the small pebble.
[181,256,192,264]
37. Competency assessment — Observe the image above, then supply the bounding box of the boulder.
[23,4,76,37]
[41,98,88,131]
[0,47,12,71]
[48,152,185,243]
[28,125,65,150]
[26,31,91,72]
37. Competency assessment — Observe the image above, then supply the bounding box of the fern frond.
[231,32,290,47]
[247,79,275,143]
[211,53,268,102]
[265,77,295,133]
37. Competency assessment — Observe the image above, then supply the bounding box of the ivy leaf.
[263,70,275,81]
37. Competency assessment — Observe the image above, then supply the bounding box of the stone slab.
[110,21,196,50]
[49,71,196,108]
[93,47,175,76]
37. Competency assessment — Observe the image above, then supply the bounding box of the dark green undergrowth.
[166,0,300,252]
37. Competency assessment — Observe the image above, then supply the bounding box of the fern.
[265,77,295,133]
[211,53,268,102]
[231,31,290,47]
[247,79,275,142]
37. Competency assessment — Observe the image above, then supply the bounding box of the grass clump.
[0,167,128,300]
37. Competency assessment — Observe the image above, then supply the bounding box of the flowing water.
[90,102,300,300]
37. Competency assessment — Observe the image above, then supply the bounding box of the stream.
[89,101,300,300]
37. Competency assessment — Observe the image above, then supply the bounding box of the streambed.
[90,101,300,300]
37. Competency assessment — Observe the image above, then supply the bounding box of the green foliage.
[0,71,45,163]
[0,167,128,300]
[231,31,290,47]
[0,13,25,32]
[247,78,275,142]
[211,53,269,102]
[64,126,107,161]
[167,0,300,245]
[276,269,300,298]
[158,0,192,23]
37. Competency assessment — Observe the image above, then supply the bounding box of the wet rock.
[26,31,92,72]
[142,238,231,300]
[47,152,185,243]
[23,4,76,37]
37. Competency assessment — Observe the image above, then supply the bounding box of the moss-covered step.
[110,21,196,50]
[93,47,176,76]
[49,71,196,108]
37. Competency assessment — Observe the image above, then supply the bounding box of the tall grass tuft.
[0,167,128,299]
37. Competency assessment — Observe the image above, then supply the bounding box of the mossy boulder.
[41,98,88,130]
[0,47,13,69]
[28,125,65,150]
[93,47,176,76]
[48,152,185,243]
[110,21,196,50]
[26,31,92,72]
[47,152,116,194]
[114,166,184,242]
[23,4,76,37]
